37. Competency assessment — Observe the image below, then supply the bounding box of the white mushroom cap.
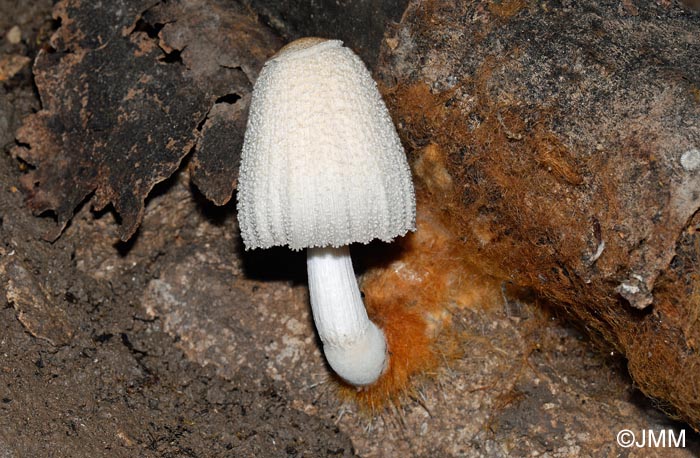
[237,38,415,251]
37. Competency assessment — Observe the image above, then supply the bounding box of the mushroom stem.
[307,246,387,386]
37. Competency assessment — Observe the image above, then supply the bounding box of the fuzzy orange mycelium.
[375,46,700,427]
[339,144,503,410]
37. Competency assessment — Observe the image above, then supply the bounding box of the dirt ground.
[1,1,699,457]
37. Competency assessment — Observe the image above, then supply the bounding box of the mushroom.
[237,38,415,386]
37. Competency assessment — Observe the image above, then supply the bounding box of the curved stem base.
[307,246,387,386]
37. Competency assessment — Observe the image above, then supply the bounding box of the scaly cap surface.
[237,39,415,250]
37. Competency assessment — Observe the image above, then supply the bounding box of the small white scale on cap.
[237,37,416,386]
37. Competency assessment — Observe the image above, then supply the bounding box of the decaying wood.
[12,0,280,241]
[8,0,700,436]
[380,0,700,427]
